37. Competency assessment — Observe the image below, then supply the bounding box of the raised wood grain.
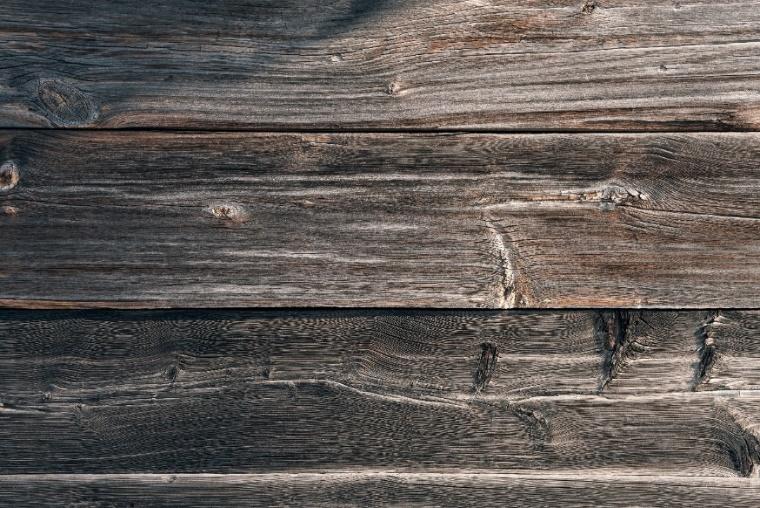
[3,474,760,507]
[1,131,759,308]
[4,0,760,130]
[3,309,760,475]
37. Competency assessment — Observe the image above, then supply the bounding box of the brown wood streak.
[2,474,760,508]
[2,309,760,476]
[1,131,760,308]
[3,0,760,130]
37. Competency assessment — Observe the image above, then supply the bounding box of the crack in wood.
[694,311,721,390]
[595,310,648,391]
[473,342,498,393]
[482,218,517,308]
[719,405,760,478]
[508,402,550,452]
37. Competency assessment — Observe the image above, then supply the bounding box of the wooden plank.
[1,131,760,308]
[3,0,760,130]
[2,474,760,508]
[0,309,720,401]
[3,309,760,474]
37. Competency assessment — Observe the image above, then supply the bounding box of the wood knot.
[385,80,403,97]
[165,365,180,383]
[0,161,20,191]
[208,203,250,224]
[598,185,648,210]
[165,356,186,385]
[581,0,596,14]
[37,79,98,126]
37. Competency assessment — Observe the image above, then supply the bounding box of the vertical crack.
[719,404,760,477]
[595,310,647,391]
[482,217,518,308]
[473,342,498,393]
[694,311,721,390]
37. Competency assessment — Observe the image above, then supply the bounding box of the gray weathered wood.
[3,473,760,507]
[3,0,760,130]
[3,309,760,475]
[1,131,760,308]
[3,309,749,399]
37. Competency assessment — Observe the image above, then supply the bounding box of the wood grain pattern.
[3,309,760,475]
[4,0,760,130]
[1,131,759,308]
[3,474,760,507]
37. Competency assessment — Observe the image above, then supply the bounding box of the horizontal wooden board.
[3,309,760,475]
[3,474,760,507]
[4,309,754,400]
[1,131,760,308]
[3,0,760,130]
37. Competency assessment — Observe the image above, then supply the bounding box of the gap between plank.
[2,127,760,135]
[1,304,759,312]
[0,472,757,483]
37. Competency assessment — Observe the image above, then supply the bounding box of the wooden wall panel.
[2,310,760,475]
[4,0,759,504]
[2,131,759,308]
[3,0,760,130]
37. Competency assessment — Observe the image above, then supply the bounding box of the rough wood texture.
[3,0,760,130]
[3,309,760,475]
[2,131,760,308]
[3,474,760,507]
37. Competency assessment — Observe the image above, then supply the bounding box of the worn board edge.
[1,473,759,508]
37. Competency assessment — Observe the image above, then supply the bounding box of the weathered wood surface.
[3,474,760,508]
[2,131,760,308]
[3,309,760,475]
[4,0,760,130]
